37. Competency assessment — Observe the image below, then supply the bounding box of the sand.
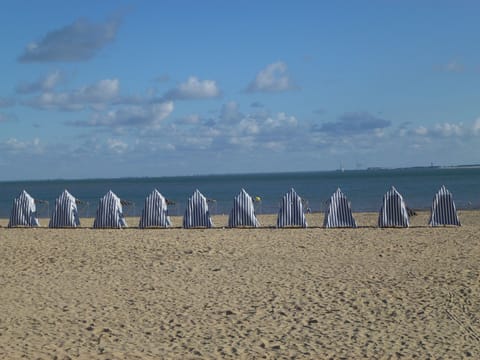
[0,211,479,359]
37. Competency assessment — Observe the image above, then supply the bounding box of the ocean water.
[0,168,479,218]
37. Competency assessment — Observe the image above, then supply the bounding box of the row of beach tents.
[6,186,460,228]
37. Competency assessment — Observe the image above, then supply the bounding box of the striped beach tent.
[139,189,171,228]
[378,186,409,228]
[429,185,460,226]
[93,190,127,229]
[8,190,40,227]
[276,188,307,228]
[323,188,357,228]
[49,190,80,228]
[228,189,260,228]
[183,189,213,228]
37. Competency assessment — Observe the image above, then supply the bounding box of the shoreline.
[0,209,477,228]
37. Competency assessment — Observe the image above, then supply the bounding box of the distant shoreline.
[1,164,480,183]
[367,164,480,171]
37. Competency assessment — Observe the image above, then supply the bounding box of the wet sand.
[0,211,479,359]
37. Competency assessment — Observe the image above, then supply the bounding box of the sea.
[0,167,479,218]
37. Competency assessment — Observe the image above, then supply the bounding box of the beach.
[0,211,479,359]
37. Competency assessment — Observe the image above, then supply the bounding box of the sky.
[1,1,480,180]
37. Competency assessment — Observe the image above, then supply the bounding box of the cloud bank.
[164,77,221,100]
[72,101,174,130]
[25,78,120,111]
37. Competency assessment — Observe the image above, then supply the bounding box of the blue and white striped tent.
[93,190,127,229]
[276,188,307,228]
[429,185,460,226]
[139,189,171,228]
[228,189,260,228]
[8,190,40,228]
[49,190,80,228]
[183,189,213,228]
[378,186,409,228]
[323,188,357,228]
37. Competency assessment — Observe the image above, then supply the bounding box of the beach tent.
[183,189,213,228]
[139,189,171,228]
[323,188,357,228]
[8,190,40,227]
[276,188,307,228]
[228,189,260,228]
[378,186,409,228]
[93,190,127,228]
[49,190,80,228]
[429,185,460,226]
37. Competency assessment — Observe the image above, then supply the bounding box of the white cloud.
[414,126,428,135]
[212,110,300,151]
[265,112,297,128]
[164,76,220,100]
[408,119,480,138]
[0,137,43,154]
[473,118,480,135]
[228,136,255,147]
[150,102,174,124]
[5,138,27,151]
[3,106,480,178]
[25,78,120,111]
[247,62,296,93]
[162,143,176,151]
[107,138,128,154]
[73,101,174,129]
[433,122,464,137]
[136,103,303,153]
[217,111,298,147]
[237,118,260,135]
[374,128,386,138]
[220,101,243,123]
[80,79,120,102]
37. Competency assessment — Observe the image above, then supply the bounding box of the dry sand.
[0,211,479,359]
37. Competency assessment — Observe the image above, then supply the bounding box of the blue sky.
[1,1,479,180]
